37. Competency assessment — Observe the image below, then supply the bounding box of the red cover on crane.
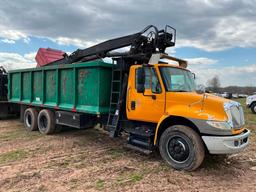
[35,48,66,67]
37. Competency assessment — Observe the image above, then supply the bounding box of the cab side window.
[135,67,161,93]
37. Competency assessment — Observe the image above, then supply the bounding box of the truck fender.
[154,114,200,145]
[154,114,170,145]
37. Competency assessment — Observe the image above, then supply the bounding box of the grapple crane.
[38,25,176,67]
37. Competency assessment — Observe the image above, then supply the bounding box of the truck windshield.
[160,67,196,92]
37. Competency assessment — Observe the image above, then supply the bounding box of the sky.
[0,0,255,87]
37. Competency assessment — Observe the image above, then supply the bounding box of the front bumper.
[202,129,250,154]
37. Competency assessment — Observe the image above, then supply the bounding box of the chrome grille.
[230,105,245,129]
[224,102,245,129]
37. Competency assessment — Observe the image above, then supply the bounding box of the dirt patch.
[0,99,255,192]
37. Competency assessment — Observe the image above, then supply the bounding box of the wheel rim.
[39,115,48,132]
[166,136,190,163]
[25,113,32,128]
[254,105,256,112]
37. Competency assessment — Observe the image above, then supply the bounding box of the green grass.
[106,148,126,159]
[116,172,144,186]
[0,129,24,141]
[37,185,48,192]
[95,179,105,190]
[0,129,42,142]
[0,149,29,164]
[234,98,256,141]
[129,173,143,182]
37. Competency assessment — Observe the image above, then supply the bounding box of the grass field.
[0,98,255,192]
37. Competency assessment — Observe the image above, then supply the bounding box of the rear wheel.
[38,109,56,135]
[251,103,256,114]
[159,125,205,171]
[24,108,38,131]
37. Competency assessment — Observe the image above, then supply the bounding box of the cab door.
[126,65,165,123]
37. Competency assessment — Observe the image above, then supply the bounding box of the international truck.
[3,25,250,171]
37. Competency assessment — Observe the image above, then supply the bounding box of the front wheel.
[159,125,205,171]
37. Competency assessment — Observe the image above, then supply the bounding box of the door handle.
[131,101,136,110]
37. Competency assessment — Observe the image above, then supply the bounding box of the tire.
[38,109,56,135]
[251,103,256,114]
[159,125,205,171]
[24,108,38,131]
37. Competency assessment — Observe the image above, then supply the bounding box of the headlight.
[206,121,232,130]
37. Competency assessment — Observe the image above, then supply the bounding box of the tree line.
[206,75,256,95]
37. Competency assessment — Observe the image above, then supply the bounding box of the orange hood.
[165,92,231,121]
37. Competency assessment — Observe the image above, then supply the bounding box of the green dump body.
[8,60,112,115]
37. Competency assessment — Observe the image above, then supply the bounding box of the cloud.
[189,63,256,87]
[0,29,30,44]
[51,37,102,48]
[0,29,27,40]
[0,52,36,71]
[185,57,218,65]
[1,39,15,44]
[0,1,255,87]
[23,37,31,44]
[0,0,255,51]
[177,16,256,51]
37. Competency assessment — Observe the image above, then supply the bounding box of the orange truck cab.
[124,53,250,170]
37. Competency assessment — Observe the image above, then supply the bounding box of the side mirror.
[196,84,206,94]
[137,67,145,93]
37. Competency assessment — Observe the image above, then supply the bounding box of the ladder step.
[109,131,116,138]
[128,128,154,137]
[107,125,116,128]
[107,65,122,139]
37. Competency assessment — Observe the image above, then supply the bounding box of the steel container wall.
[8,60,112,115]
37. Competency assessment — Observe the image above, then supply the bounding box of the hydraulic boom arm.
[48,25,176,65]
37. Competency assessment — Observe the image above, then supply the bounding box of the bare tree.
[207,75,221,92]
